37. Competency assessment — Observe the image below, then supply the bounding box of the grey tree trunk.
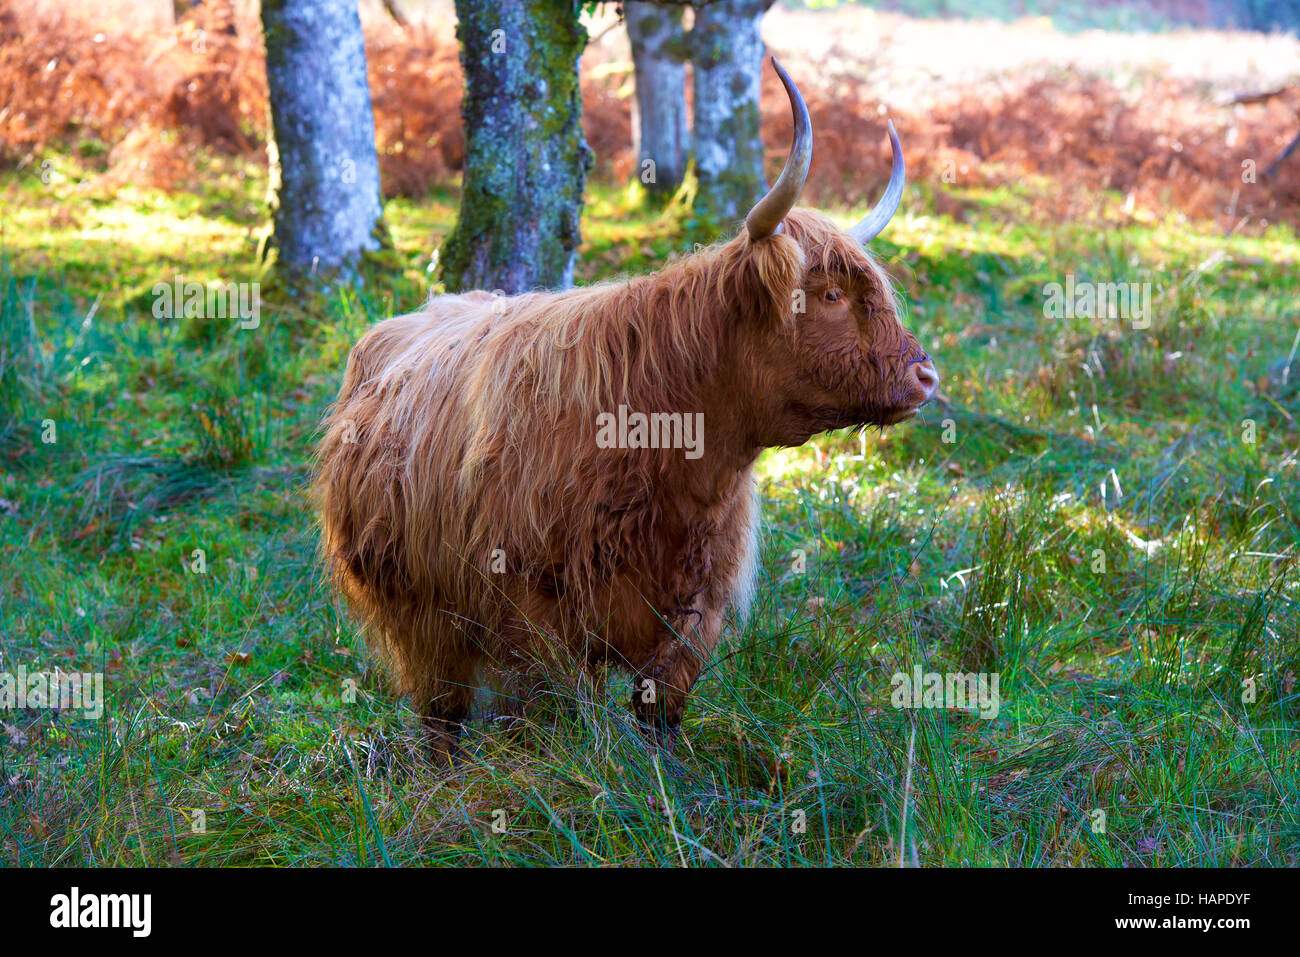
[262,0,385,273]
[441,0,592,294]
[691,0,771,233]
[625,2,688,198]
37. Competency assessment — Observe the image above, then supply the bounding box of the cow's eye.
[824,288,842,303]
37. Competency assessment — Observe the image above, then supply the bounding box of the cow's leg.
[490,610,578,732]
[495,635,608,739]
[490,668,554,747]
[632,629,710,752]
[419,674,474,767]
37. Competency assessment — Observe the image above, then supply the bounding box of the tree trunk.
[625,1,688,198]
[441,0,592,294]
[262,0,385,273]
[690,0,770,234]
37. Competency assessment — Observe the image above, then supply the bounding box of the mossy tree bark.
[691,0,772,234]
[626,2,688,199]
[262,0,385,274]
[441,0,592,294]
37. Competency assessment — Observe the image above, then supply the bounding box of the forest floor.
[2,143,1297,865]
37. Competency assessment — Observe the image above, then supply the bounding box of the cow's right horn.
[745,57,812,242]
[847,120,905,246]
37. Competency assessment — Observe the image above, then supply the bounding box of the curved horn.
[744,57,812,242]
[847,120,906,245]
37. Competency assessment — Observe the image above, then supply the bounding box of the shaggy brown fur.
[313,209,936,761]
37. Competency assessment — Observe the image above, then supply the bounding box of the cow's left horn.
[847,120,905,245]
[745,57,812,242]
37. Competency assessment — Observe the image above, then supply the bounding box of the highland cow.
[314,60,939,762]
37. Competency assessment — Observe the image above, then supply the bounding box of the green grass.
[1,154,1297,867]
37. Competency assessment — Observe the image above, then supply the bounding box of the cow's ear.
[747,232,806,328]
